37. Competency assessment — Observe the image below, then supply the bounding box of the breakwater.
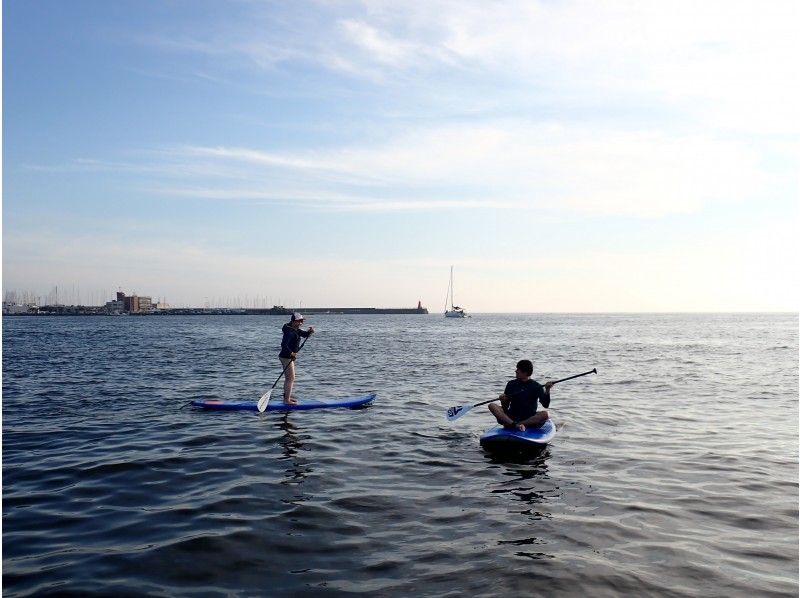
[4,305,430,316]
[162,306,429,315]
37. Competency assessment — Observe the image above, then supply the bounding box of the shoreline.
[3,306,430,316]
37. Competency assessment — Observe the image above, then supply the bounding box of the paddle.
[257,336,310,413]
[446,368,597,421]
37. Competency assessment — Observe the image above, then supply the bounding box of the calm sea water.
[2,313,798,596]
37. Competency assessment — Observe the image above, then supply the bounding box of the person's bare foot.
[283,397,298,405]
[515,423,526,432]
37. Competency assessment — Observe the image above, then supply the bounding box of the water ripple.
[3,313,798,596]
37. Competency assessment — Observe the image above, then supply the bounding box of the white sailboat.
[444,266,467,318]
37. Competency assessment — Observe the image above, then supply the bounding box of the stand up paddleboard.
[191,393,376,412]
[479,419,556,452]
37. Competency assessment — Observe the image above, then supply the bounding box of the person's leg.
[488,403,514,427]
[519,410,549,431]
[280,357,297,404]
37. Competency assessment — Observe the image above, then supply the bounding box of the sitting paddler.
[278,312,315,405]
[489,359,554,431]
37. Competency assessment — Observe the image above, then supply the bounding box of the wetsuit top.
[504,378,550,422]
[279,323,311,358]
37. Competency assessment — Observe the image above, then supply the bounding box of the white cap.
[291,312,305,321]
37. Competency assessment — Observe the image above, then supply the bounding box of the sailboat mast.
[444,267,451,312]
[450,265,455,309]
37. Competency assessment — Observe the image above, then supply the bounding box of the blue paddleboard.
[479,419,556,451]
[191,393,376,412]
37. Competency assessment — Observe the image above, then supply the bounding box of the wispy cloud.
[25,118,775,216]
[135,1,799,135]
[141,122,768,216]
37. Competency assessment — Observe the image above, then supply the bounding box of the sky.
[2,0,798,312]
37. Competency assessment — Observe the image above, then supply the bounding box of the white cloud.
[148,122,770,217]
[134,1,800,135]
[131,0,800,143]
[157,1,794,130]
[334,2,799,92]
[339,20,417,68]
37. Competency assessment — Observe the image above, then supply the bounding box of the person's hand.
[308,326,315,334]
[544,381,554,391]
[499,393,509,405]
[290,352,297,361]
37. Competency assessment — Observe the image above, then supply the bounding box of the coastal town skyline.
[3,1,798,312]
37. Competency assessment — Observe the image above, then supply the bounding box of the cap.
[291,312,305,321]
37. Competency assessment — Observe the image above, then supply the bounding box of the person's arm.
[298,326,315,338]
[280,328,292,354]
[540,381,553,409]
[499,380,514,407]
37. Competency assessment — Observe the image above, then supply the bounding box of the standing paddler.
[278,312,315,405]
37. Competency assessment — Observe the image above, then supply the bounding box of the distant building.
[111,291,153,313]
[105,299,124,314]
[2,302,39,315]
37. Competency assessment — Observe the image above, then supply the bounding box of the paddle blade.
[446,404,472,421]
[257,390,272,413]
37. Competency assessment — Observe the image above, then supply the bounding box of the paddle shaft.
[468,368,597,409]
[551,368,597,385]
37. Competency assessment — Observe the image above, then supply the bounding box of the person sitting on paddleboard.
[489,359,554,432]
[278,312,315,405]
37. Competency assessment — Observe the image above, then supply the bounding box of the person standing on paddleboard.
[489,359,554,431]
[278,312,314,405]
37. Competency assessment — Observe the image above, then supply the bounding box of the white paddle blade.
[446,404,472,421]
[257,390,272,413]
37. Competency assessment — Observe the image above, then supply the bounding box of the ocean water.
[2,313,798,597]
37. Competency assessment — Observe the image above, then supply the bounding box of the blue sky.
[3,0,798,311]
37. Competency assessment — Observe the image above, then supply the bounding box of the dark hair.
[516,359,533,376]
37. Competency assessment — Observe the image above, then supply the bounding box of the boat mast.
[450,266,455,309]
[444,268,451,312]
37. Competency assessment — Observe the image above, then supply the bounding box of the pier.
[3,304,429,316]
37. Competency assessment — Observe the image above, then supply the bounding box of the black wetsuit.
[503,378,550,422]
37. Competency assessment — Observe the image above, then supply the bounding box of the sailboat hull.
[445,310,466,318]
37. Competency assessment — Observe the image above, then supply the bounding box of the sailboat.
[444,266,467,318]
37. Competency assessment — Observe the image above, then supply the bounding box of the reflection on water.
[275,414,310,490]
[487,448,555,560]
[485,445,551,467]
